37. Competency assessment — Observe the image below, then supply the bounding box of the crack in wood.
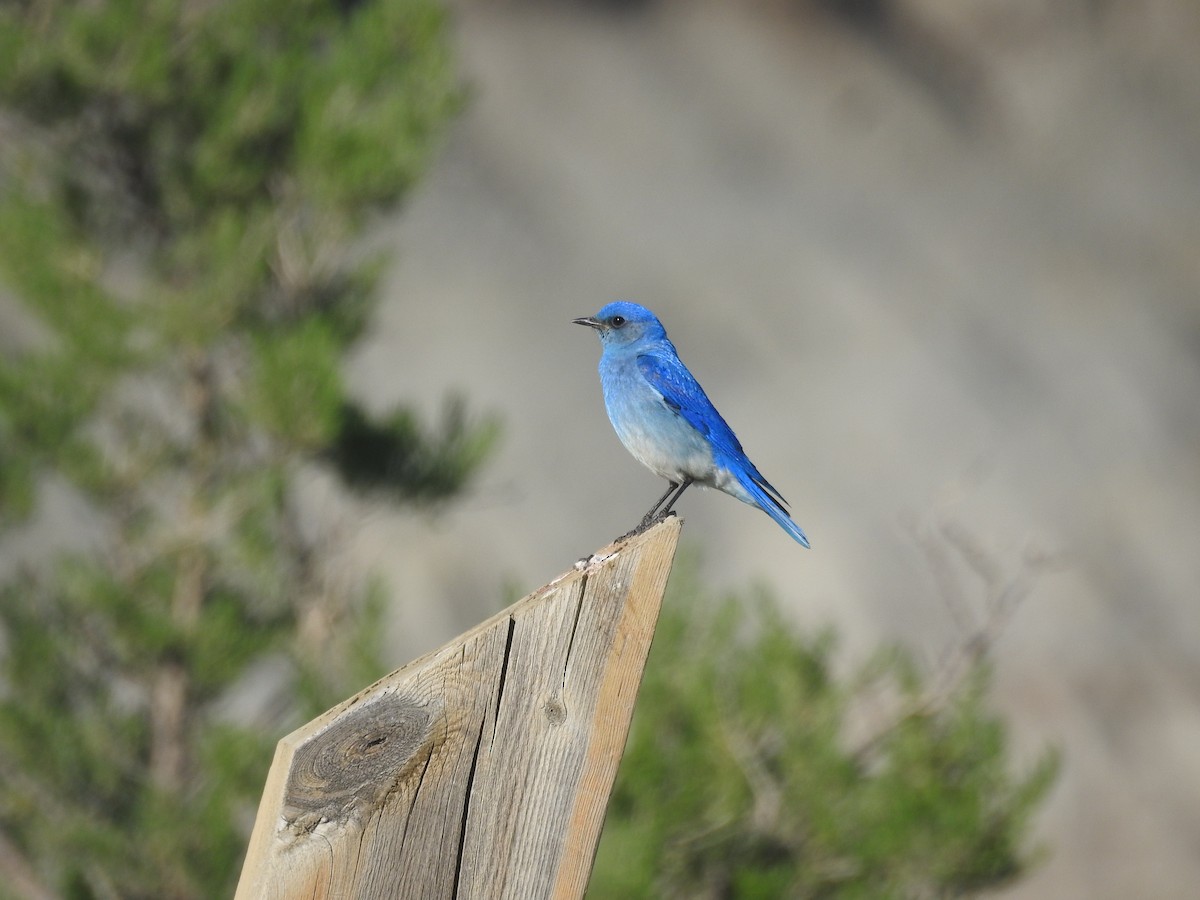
[492,615,517,742]
[561,573,588,690]
[451,716,487,898]
[397,747,435,851]
[349,822,366,888]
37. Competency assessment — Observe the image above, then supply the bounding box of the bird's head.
[573,301,666,349]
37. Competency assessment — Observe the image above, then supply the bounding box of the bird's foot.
[616,510,677,543]
[638,511,676,532]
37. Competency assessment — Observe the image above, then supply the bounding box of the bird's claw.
[640,509,676,528]
[615,510,676,544]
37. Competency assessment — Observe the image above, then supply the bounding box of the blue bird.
[574,301,809,548]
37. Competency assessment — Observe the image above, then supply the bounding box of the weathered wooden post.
[236,517,681,899]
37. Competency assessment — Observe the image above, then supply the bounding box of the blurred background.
[348,2,1200,895]
[2,0,1198,897]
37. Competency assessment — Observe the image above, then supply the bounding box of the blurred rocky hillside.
[3,1,1197,896]
[343,2,1200,896]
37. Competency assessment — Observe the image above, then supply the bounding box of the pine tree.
[592,552,1059,899]
[0,2,496,896]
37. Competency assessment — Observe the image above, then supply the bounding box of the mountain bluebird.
[574,301,810,548]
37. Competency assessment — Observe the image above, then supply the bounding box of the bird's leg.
[640,481,681,527]
[650,477,694,524]
[616,478,697,545]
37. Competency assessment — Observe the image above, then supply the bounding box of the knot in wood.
[284,693,435,823]
[542,694,567,726]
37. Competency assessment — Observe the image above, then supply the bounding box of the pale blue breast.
[598,353,717,484]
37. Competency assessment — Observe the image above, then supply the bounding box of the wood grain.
[235,517,681,900]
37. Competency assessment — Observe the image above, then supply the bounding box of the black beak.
[573,316,603,330]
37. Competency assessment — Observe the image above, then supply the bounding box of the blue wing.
[636,353,739,445]
[636,352,792,513]
[635,349,809,549]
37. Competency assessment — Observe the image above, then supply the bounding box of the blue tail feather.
[732,465,810,549]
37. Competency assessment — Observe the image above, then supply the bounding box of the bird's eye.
[611,316,626,327]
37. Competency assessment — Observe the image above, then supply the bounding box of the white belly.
[602,371,718,485]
